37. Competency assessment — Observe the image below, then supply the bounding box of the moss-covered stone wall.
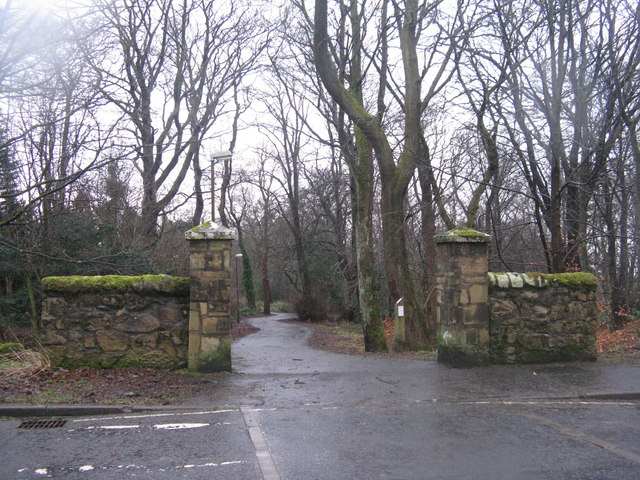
[40,275,189,369]
[488,272,597,364]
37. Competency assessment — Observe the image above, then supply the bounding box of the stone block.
[460,289,469,304]
[84,333,96,349]
[189,308,201,332]
[188,333,200,357]
[131,333,157,352]
[190,253,206,271]
[478,327,489,343]
[490,299,514,317]
[170,328,188,346]
[40,330,68,346]
[460,260,488,276]
[202,317,219,334]
[42,297,69,317]
[158,303,185,327]
[533,305,549,317]
[469,284,488,303]
[68,328,83,342]
[96,330,129,351]
[203,251,225,270]
[462,305,477,324]
[201,336,220,354]
[140,349,174,369]
[465,329,478,344]
[115,313,160,333]
[520,290,539,301]
[85,313,111,331]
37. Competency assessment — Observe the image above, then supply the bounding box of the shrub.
[293,293,328,323]
[269,300,293,313]
[0,287,32,326]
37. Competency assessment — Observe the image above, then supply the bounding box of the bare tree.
[312,0,463,349]
[87,0,264,241]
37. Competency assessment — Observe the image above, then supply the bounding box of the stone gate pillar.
[434,228,491,367]
[185,221,236,372]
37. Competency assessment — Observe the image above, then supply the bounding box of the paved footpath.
[2,313,640,479]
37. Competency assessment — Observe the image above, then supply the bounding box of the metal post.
[235,253,243,323]
[210,150,232,222]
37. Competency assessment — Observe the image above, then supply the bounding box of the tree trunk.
[192,148,204,225]
[261,211,271,315]
[352,131,387,352]
[417,152,438,346]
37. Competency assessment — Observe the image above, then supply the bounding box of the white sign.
[397,306,404,317]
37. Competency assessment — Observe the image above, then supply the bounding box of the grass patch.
[305,320,437,360]
[0,348,50,379]
[270,300,294,313]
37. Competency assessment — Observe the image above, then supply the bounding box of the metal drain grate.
[19,419,67,429]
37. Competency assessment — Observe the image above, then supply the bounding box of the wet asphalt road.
[2,313,640,479]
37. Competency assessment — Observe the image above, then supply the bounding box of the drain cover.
[19,419,67,429]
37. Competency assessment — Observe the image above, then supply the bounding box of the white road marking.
[18,461,246,476]
[67,421,234,433]
[72,409,236,423]
[84,425,140,430]
[154,423,209,430]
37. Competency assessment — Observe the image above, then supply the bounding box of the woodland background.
[0,0,638,351]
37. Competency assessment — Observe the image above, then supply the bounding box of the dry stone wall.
[40,275,189,369]
[434,228,598,367]
[488,272,598,364]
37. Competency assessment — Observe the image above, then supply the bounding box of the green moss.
[189,221,214,233]
[189,338,231,372]
[435,227,489,238]
[489,272,598,291]
[364,320,388,353]
[539,272,597,290]
[0,342,24,355]
[515,344,596,364]
[42,275,189,295]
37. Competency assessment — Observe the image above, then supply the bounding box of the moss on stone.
[0,342,24,355]
[539,272,597,290]
[189,338,231,372]
[436,227,489,238]
[189,221,214,233]
[42,275,189,295]
[489,272,597,291]
[185,221,236,240]
[435,228,490,245]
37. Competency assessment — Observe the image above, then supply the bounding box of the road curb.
[0,405,197,418]
[520,392,640,402]
[579,392,640,401]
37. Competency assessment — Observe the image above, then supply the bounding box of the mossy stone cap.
[185,221,237,240]
[434,227,491,243]
[41,274,189,294]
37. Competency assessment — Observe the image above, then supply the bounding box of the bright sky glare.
[13,0,73,13]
